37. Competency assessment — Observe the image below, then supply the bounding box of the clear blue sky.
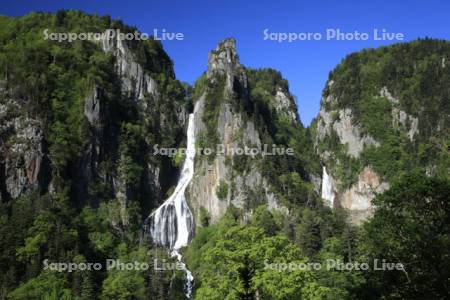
[2,0,450,125]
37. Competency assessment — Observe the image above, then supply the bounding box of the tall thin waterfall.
[147,113,196,298]
[321,166,335,207]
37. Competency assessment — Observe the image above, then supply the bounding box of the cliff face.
[315,83,389,223]
[314,40,450,223]
[316,90,379,158]
[0,98,46,201]
[188,39,293,224]
[0,19,188,228]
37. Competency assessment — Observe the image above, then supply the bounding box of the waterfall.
[321,166,335,207]
[147,113,196,298]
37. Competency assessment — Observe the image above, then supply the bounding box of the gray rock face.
[188,96,227,223]
[380,87,419,141]
[189,97,286,224]
[75,85,105,207]
[84,87,101,125]
[189,96,234,224]
[274,89,299,123]
[0,99,44,200]
[320,165,389,224]
[113,166,130,226]
[316,84,423,223]
[208,39,239,77]
[316,92,379,158]
[84,31,186,222]
[340,166,389,224]
[316,80,390,223]
[333,108,379,157]
[207,38,249,98]
[188,39,289,225]
[99,30,159,103]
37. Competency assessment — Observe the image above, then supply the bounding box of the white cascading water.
[321,166,335,207]
[147,113,196,298]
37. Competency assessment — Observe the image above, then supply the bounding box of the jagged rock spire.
[207,38,240,77]
[207,38,248,97]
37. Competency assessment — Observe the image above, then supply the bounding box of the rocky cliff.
[0,97,46,201]
[188,38,301,224]
[0,14,189,230]
[314,39,450,223]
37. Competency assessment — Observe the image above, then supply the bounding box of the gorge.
[0,10,449,300]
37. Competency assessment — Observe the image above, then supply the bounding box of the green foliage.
[245,68,321,209]
[186,207,361,299]
[0,195,35,294]
[100,247,148,300]
[192,73,207,100]
[278,172,312,206]
[247,68,290,98]
[296,208,323,257]
[216,179,229,200]
[358,95,392,141]
[357,172,450,299]
[17,192,78,264]
[201,75,226,154]
[250,205,281,236]
[171,149,185,168]
[80,203,121,255]
[118,123,146,184]
[195,131,208,152]
[8,272,75,300]
[199,206,211,227]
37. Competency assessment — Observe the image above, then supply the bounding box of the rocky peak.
[207,38,248,96]
[207,38,240,77]
[188,38,297,225]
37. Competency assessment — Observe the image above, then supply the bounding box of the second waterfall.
[146,113,196,298]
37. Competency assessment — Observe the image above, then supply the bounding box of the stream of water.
[147,113,196,298]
